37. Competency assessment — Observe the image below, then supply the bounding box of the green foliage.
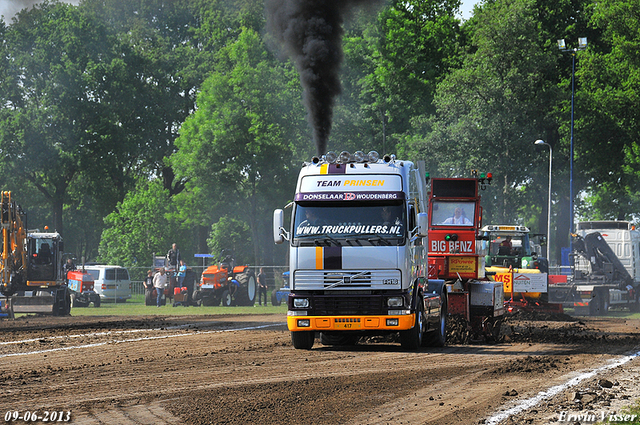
[207,215,253,265]
[98,179,178,266]
[411,0,558,225]
[577,0,640,221]
[1,0,639,268]
[336,0,463,154]
[0,1,121,234]
[171,27,300,265]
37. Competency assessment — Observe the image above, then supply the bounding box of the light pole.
[535,140,552,259]
[558,37,587,256]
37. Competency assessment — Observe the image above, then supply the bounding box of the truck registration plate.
[334,318,361,329]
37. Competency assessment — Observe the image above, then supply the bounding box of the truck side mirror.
[417,213,429,238]
[273,209,285,244]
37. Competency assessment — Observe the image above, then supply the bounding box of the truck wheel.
[291,331,315,349]
[271,291,281,306]
[235,272,257,306]
[320,332,359,346]
[94,297,101,308]
[400,296,425,350]
[424,292,447,347]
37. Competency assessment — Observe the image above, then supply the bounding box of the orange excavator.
[0,191,71,316]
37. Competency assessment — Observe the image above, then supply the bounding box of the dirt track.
[1,312,639,425]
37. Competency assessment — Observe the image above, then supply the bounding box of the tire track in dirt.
[1,314,638,425]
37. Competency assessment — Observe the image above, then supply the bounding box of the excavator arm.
[1,191,27,296]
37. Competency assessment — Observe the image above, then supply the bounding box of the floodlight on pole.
[557,37,587,258]
[535,140,552,259]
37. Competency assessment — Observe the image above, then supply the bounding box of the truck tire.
[424,293,447,347]
[320,332,359,346]
[234,272,257,306]
[93,297,100,308]
[271,291,281,306]
[291,331,315,349]
[400,296,425,350]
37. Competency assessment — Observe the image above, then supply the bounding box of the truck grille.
[293,270,401,290]
[312,294,385,315]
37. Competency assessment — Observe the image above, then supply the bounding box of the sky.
[1,0,479,24]
[459,0,478,20]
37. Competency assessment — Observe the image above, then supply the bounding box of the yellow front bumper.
[287,314,415,332]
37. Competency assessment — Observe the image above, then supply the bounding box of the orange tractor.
[67,268,100,308]
[193,251,257,307]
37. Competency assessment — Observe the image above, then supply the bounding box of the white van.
[85,265,132,302]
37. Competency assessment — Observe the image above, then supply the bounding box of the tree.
[207,216,253,265]
[0,1,123,235]
[411,0,557,218]
[336,0,463,154]
[98,179,182,268]
[577,0,640,221]
[171,27,303,265]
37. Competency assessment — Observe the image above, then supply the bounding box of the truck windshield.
[431,201,475,226]
[488,233,529,256]
[293,203,405,245]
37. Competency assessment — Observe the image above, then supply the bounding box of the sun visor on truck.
[295,175,405,201]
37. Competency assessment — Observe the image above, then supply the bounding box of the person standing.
[257,267,267,306]
[144,270,154,290]
[166,243,181,270]
[166,243,181,295]
[153,267,168,307]
[177,260,187,288]
[63,258,76,274]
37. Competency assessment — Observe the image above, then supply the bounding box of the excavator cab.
[26,235,63,283]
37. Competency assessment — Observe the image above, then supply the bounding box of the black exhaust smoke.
[265,0,376,156]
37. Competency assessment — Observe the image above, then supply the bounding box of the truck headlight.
[387,297,404,307]
[293,298,310,308]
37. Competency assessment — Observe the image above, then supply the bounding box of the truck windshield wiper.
[343,233,391,246]
[297,233,341,246]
